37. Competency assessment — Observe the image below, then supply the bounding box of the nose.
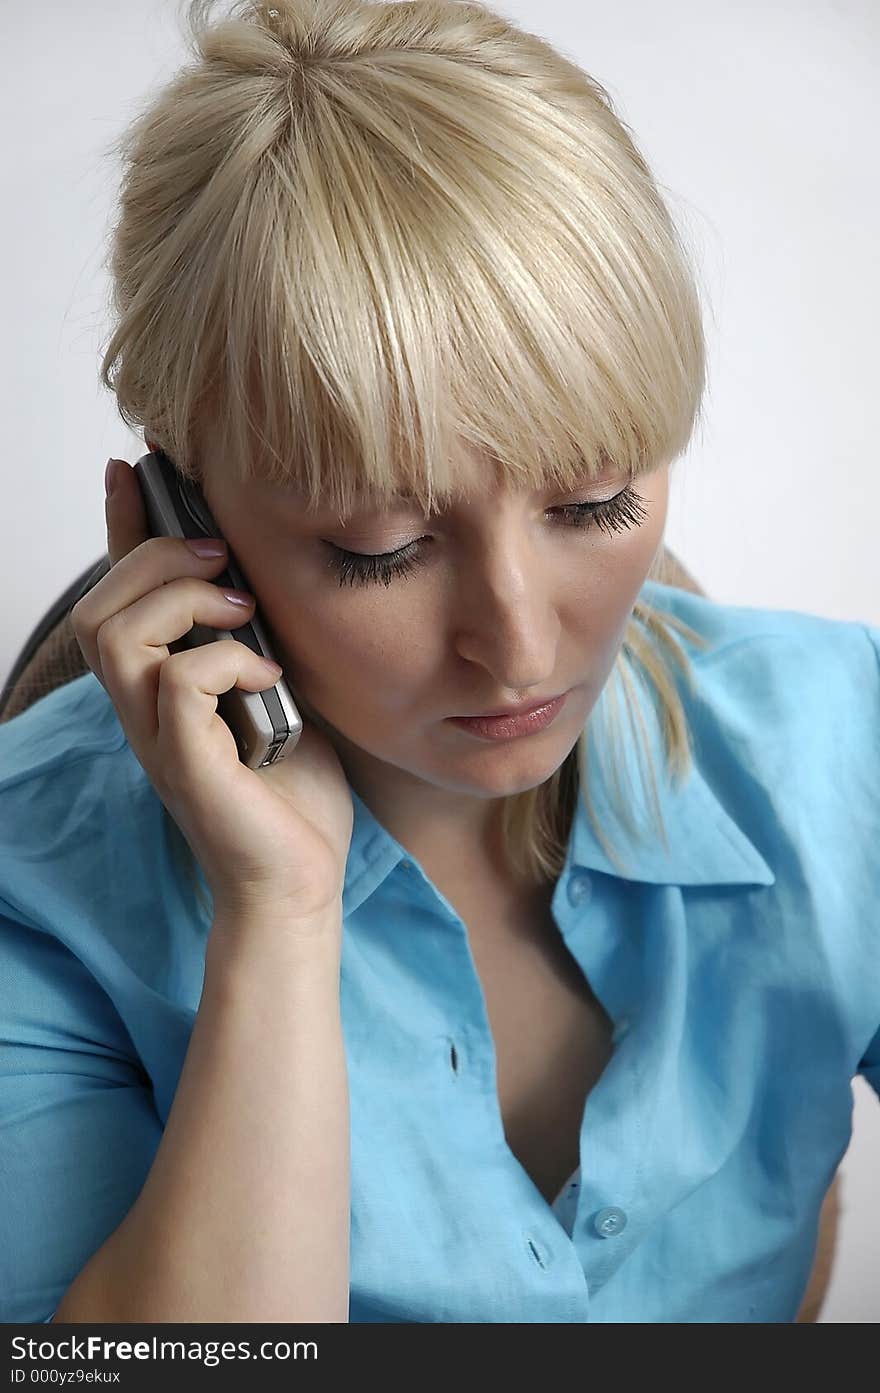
[452,529,560,686]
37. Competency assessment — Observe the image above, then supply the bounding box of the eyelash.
[323,484,650,589]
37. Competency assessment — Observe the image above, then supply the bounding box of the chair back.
[0,556,109,724]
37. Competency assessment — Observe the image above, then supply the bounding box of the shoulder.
[0,674,201,964]
[639,581,880,816]
[0,670,129,790]
[640,579,880,735]
[0,673,140,856]
[640,576,880,660]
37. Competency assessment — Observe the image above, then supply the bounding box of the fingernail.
[186,537,227,557]
[104,458,122,498]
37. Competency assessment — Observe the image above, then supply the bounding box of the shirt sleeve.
[0,909,163,1323]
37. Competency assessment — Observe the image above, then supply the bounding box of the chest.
[452,880,615,1207]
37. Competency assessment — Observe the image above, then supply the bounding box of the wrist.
[206,902,343,981]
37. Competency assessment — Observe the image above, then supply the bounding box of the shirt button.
[592,1206,627,1238]
[567,871,592,907]
[612,1016,631,1044]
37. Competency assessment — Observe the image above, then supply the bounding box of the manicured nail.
[104,458,122,497]
[186,537,227,557]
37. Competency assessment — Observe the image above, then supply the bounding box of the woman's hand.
[70,458,354,933]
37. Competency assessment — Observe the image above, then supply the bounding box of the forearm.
[53,908,349,1323]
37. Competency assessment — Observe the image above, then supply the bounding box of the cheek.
[199,512,416,692]
[563,526,659,652]
[263,589,426,700]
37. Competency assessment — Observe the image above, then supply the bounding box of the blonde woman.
[0,0,877,1324]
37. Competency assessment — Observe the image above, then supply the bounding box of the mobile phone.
[132,449,303,769]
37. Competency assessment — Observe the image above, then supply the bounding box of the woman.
[1,0,877,1323]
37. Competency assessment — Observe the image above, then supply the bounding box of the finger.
[95,576,258,751]
[154,638,282,787]
[104,457,149,567]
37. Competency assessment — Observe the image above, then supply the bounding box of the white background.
[2,0,877,1320]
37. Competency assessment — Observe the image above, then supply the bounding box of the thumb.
[104,457,148,567]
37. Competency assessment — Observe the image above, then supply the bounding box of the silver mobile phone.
[132,449,303,769]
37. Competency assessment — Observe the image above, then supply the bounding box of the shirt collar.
[563,705,776,889]
[340,660,774,918]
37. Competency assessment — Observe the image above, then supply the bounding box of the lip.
[453,692,568,719]
[446,691,569,741]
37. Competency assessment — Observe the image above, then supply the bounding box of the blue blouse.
[1,579,878,1323]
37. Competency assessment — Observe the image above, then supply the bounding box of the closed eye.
[322,484,649,589]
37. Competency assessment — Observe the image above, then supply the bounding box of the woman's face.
[196,436,670,850]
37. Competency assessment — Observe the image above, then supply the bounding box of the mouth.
[445,691,569,742]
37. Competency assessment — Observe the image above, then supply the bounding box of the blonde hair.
[99,0,711,922]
